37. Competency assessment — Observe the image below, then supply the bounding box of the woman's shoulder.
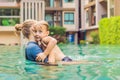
[26,41,39,49]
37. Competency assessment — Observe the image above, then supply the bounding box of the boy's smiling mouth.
[34,35,41,42]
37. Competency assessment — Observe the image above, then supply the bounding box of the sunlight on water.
[0,44,120,80]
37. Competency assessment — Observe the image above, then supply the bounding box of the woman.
[15,20,44,61]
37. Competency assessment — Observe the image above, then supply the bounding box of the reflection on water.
[0,44,120,80]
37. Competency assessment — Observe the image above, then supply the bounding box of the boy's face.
[31,24,49,41]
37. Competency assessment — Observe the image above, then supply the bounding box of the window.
[64,0,73,3]
[110,0,114,16]
[50,0,54,7]
[0,0,15,2]
[85,10,89,26]
[45,0,54,7]
[64,13,74,24]
[0,9,20,26]
[45,14,54,26]
[89,0,95,2]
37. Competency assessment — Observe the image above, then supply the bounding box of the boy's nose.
[36,31,39,35]
[34,35,40,41]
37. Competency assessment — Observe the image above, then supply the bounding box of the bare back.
[39,36,66,61]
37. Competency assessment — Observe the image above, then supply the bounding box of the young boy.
[31,21,72,63]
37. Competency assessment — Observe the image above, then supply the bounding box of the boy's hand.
[36,53,47,62]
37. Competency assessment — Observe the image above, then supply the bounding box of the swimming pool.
[0,44,120,80]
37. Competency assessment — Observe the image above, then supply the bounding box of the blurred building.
[0,0,79,45]
[80,0,107,42]
[79,0,120,42]
[44,0,79,44]
[107,0,120,17]
[0,0,21,45]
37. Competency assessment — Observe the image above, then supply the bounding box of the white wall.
[0,32,20,45]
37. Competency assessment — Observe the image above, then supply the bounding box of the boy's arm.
[36,36,57,61]
[43,36,57,55]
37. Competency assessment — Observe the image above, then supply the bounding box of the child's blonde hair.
[32,20,49,31]
[39,20,49,30]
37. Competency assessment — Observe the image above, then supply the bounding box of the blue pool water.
[0,44,120,80]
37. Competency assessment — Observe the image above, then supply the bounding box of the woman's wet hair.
[15,19,37,39]
[15,24,23,31]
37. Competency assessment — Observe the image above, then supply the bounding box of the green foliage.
[49,26,66,43]
[80,40,86,45]
[99,16,120,45]
[2,18,9,26]
[49,26,66,36]
[90,31,100,44]
[2,18,19,26]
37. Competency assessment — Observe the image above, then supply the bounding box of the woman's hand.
[36,53,47,62]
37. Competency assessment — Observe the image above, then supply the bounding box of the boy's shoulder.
[45,36,53,38]
[42,36,55,42]
[42,36,52,40]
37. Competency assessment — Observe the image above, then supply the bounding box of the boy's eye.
[38,30,42,33]
[33,30,37,33]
